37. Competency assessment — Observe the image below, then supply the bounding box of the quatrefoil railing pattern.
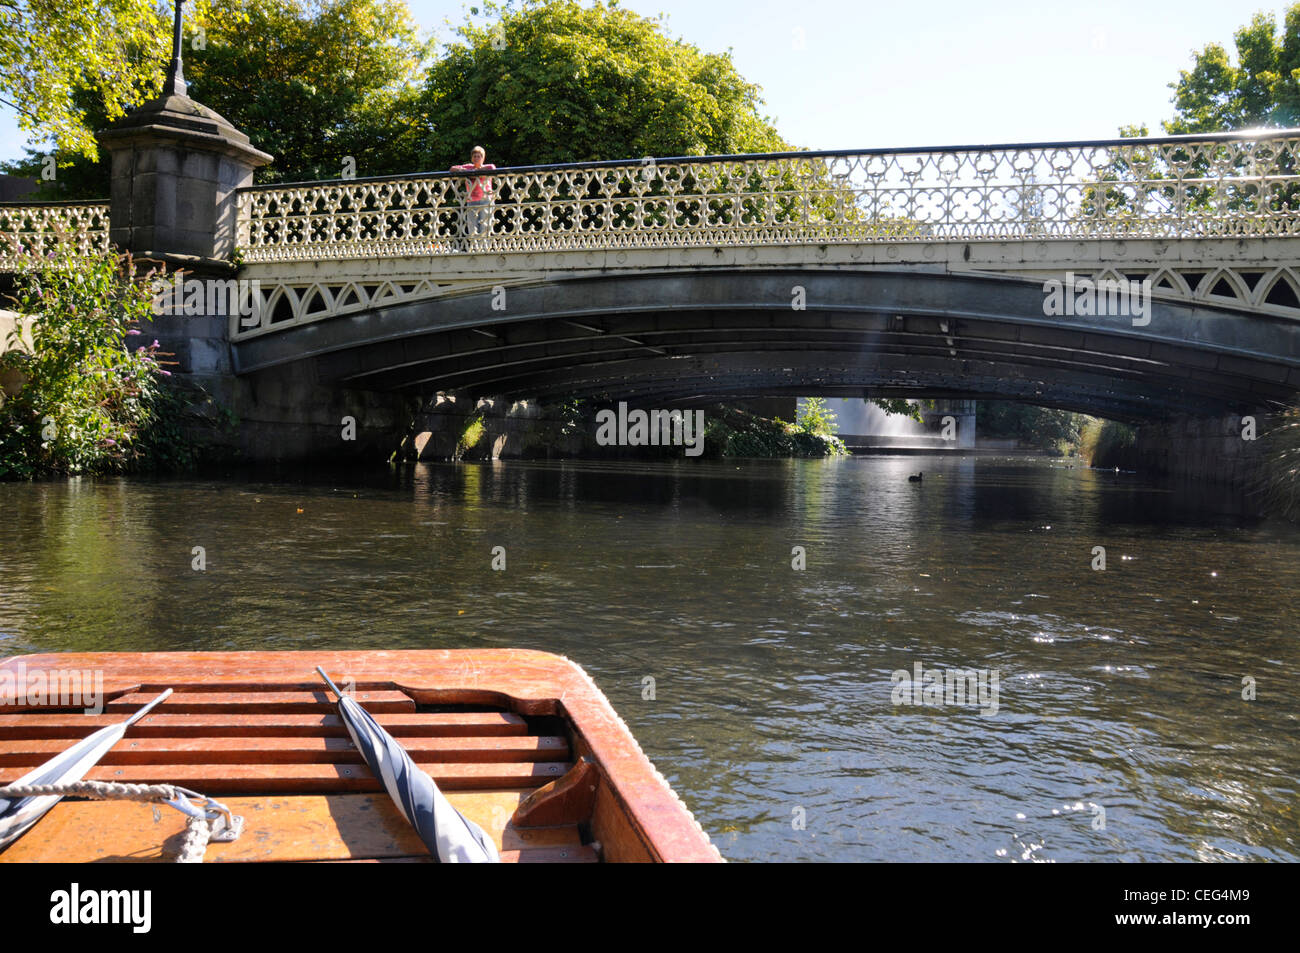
[237,132,1300,263]
[0,203,110,269]
[2,133,1296,271]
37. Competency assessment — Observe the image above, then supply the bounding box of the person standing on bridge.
[450,146,496,250]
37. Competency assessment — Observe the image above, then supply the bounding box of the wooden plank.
[338,849,600,863]
[0,712,528,739]
[0,735,569,766]
[0,760,570,793]
[503,847,599,863]
[104,690,415,714]
[0,793,590,863]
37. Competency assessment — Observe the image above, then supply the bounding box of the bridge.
[0,61,1297,464]
[4,131,1299,424]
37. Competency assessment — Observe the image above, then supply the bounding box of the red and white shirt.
[451,163,496,201]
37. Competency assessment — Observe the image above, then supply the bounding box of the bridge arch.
[231,267,1300,421]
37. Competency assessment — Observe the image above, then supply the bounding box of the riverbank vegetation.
[1077,418,1140,470]
[976,402,1083,454]
[0,248,225,479]
[708,399,847,458]
[465,397,846,460]
[975,401,1144,468]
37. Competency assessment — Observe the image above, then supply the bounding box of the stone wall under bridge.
[1130,413,1273,488]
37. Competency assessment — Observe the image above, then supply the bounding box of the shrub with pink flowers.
[0,246,167,478]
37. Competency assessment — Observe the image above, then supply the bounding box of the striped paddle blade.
[0,689,172,849]
[318,669,499,863]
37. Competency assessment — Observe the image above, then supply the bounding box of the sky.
[0,0,1287,164]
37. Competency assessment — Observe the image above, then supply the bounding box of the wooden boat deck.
[0,650,722,863]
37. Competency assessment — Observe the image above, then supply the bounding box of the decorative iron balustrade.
[0,202,111,268]
[236,131,1300,263]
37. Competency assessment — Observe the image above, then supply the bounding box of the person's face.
[471,150,485,167]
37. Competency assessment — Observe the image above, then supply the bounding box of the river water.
[2,455,1297,862]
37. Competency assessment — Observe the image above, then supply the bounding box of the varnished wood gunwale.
[0,650,722,862]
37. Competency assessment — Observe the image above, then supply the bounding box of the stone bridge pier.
[98,80,414,463]
[920,399,976,449]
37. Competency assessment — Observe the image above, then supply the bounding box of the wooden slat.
[105,690,415,714]
[0,735,569,766]
[503,847,599,863]
[0,761,570,792]
[0,793,592,863]
[340,849,600,863]
[0,712,528,739]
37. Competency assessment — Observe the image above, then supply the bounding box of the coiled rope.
[0,780,238,863]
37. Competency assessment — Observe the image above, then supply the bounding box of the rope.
[178,816,212,864]
[0,780,181,802]
[0,780,227,863]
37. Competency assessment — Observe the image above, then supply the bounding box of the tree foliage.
[422,0,786,168]
[869,397,924,421]
[7,0,796,192]
[1097,10,1300,229]
[184,0,430,182]
[795,396,836,437]
[0,0,187,161]
[2,0,430,191]
[1164,6,1300,133]
[977,401,1083,450]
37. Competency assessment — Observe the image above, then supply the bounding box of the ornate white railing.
[0,202,111,268]
[236,131,1300,263]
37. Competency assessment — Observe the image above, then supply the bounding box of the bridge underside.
[231,270,1300,421]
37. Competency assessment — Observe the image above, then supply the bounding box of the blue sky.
[0,0,1286,163]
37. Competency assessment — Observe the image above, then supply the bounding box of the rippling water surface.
[2,456,1297,861]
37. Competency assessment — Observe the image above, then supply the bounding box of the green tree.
[2,0,430,192]
[184,0,430,183]
[422,0,786,167]
[0,89,118,199]
[0,0,186,161]
[795,397,836,437]
[1101,9,1300,225]
[869,397,924,421]
[977,402,1083,451]
[1164,7,1300,133]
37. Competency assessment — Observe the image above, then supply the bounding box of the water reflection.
[1,456,1297,861]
